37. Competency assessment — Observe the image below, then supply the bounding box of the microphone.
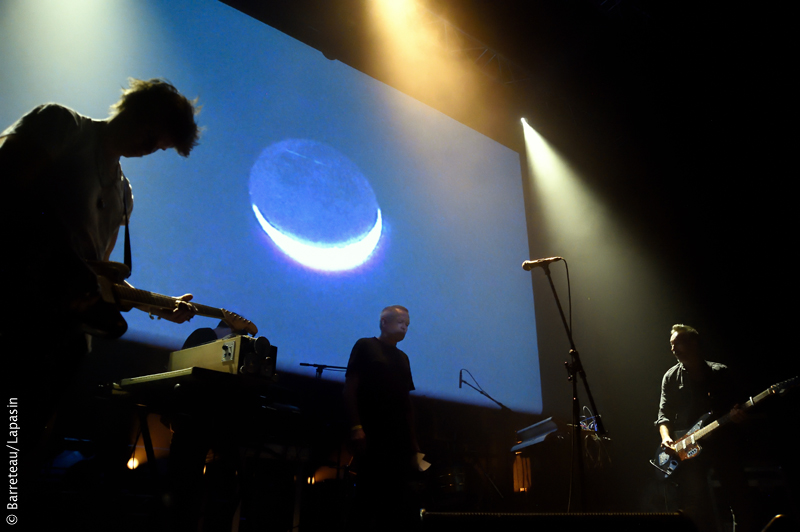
[522,256,563,271]
[459,369,462,389]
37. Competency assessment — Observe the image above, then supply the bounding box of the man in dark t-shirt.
[344,305,420,531]
[655,324,750,532]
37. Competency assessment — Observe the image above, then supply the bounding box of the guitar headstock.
[773,376,799,396]
[221,309,258,336]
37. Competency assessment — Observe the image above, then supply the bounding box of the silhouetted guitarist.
[0,78,201,460]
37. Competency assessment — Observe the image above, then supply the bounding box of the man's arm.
[405,359,420,454]
[406,392,420,454]
[656,372,675,448]
[658,423,675,448]
[343,372,366,451]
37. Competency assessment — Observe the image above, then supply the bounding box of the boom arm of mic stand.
[460,380,513,412]
[299,362,348,379]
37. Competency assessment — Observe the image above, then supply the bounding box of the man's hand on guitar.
[658,424,677,455]
[660,437,678,457]
[148,294,197,323]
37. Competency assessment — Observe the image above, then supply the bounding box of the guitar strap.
[123,181,132,279]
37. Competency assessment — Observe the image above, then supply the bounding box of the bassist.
[655,324,750,532]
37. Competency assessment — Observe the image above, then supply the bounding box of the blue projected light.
[249,139,382,272]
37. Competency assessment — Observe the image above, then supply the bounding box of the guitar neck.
[112,283,224,321]
[690,386,775,442]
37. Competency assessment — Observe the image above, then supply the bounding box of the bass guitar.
[651,376,797,479]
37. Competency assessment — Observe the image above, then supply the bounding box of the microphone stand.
[299,362,347,379]
[459,374,511,500]
[460,378,514,413]
[538,263,606,512]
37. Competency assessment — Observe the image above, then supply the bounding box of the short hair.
[110,78,201,157]
[380,305,409,326]
[671,323,699,342]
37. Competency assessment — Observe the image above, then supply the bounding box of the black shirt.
[656,360,738,434]
[346,337,415,452]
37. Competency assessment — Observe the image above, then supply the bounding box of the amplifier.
[169,335,277,378]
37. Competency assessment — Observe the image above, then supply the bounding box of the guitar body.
[653,447,679,480]
[673,414,710,461]
[652,412,712,480]
[79,298,129,338]
[80,261,130,338]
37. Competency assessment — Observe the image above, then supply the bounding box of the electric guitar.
[82,261,258,338]
[651,376,798,479]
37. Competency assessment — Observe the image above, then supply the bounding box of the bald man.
[344,305,420,531]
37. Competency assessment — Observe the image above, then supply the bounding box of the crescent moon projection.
[249,139,383,272]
